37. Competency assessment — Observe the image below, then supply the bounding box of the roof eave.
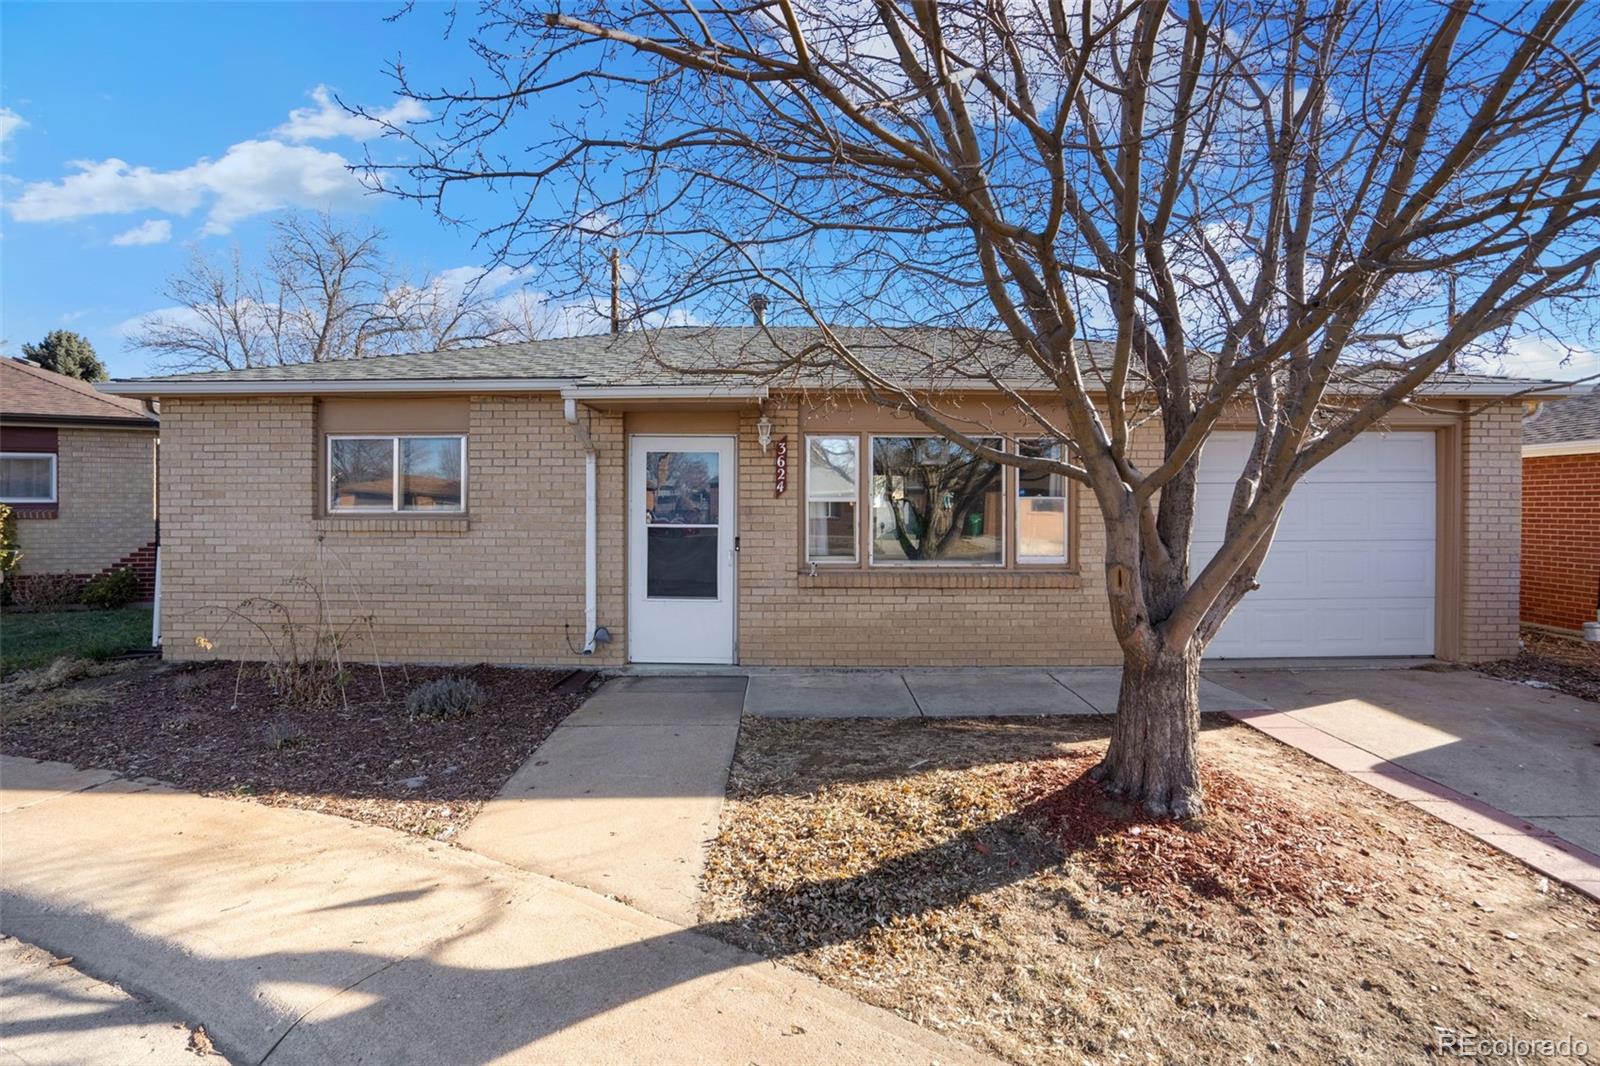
[1523,438,1600,457]
[560,384,770,400]
[98,377,577,398]
[1,413,158,428]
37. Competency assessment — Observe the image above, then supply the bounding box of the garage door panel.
[1195,435,1256,483]
[1197,430,1436,659]
[1304,432,1435,482]
[1207,599,1435,657]
[1376,546,1435,596]
[1316,547,1370,591]
[1373,491,1434,539]
[1306,486,1375,538]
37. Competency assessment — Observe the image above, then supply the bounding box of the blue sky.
[0,2,525,377]
[2,2,1597,384]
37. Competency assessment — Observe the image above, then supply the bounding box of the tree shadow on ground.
[0,799,1064,1065]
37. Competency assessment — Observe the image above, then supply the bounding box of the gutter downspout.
[563,398,598,654]
[151,529,162,649]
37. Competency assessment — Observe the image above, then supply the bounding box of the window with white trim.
[870,435,1004,565]
[328,435,466,513]
[0,452,57,504]
[805,435,858,563]
[1016,439,1069,563]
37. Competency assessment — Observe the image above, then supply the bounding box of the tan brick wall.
[157,393,1522,667]
[1459,402,1522,660]
[15,427,157,576]
[159,396,627,667]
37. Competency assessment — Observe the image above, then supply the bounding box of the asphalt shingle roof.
[106,326,1576,396]
[3,358,157,424]
[1524,385,1600,445]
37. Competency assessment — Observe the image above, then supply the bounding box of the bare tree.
[134,212,537,371]
[362,0,1600,815]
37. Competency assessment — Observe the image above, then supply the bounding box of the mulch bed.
[1010,751,1389,911]
[702,716,1600,1066]
[1477,627,1600,703]
[0,660,591,838]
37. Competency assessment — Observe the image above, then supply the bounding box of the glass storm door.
[627,435,737,663]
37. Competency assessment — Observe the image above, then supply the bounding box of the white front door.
[1194,430,1437,658]
[628,435,737,664]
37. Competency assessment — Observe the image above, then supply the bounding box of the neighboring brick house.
[100,329,1563,667]
[1521,386,1600,634]
[2,358,159,599]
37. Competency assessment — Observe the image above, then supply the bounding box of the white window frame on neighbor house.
[0,452,58,504]
[804,434,860,565]
[867,433,1007,568]
[326,434,468,514]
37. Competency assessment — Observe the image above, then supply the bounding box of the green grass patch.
[1,607,153,675]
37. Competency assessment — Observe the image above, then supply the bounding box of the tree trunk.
[1091,643,1203,818]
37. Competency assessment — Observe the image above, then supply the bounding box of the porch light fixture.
[756,413,774,452]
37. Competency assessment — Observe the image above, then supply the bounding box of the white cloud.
[429,264,531,298]
[0,107,26,159]
[5,86,421,234]
[110,219,173,246]
[1491,336,1600,384]
[8,139,364,234]
[276,85,428,143]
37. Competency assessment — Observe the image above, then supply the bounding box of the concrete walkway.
[0,755,993,1066]
[459,676,746,924]
[744,667,1268,717]
[1211,665,1600,900]
[0,935,223,1065]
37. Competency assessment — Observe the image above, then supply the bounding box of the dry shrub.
[1009,748,1390,912]
[195,577,377,711]
[7,573,83,610]
[0,657,121,725]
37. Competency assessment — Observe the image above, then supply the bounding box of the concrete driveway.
[1208,664,1600,854]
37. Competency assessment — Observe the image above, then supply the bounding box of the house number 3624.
[774,437,789,497]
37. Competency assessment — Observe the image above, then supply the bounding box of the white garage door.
[1194,431,1436,658]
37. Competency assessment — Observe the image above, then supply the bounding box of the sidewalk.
[743,667,1269,717]
[459,676,746,924]
[0,755,994,1066]
[0,935,222,1065]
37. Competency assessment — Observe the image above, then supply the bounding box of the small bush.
[8,573,83,610]
[405,676,484,720]
[81,568,140,609]
[0,503,20,590]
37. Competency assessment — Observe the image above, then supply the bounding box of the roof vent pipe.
[749,293,769,327]
[610,249,622,335]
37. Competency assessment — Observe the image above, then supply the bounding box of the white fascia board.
[1415,381,1594,398]
[1523,439,1600,457]
[98,377,576,398]
[559,384,770,400]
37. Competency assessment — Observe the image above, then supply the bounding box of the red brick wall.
[1521,451,1600,631]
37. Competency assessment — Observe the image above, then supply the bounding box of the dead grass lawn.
[701,716,1600,1065]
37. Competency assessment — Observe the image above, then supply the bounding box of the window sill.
[4,503,58,519]
[797,568,1082,590]
[314,516,470,534]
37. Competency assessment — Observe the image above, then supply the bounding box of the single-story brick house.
[1520,385,1600,636]
[99,328,1573,668]
[3,358,160,599]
